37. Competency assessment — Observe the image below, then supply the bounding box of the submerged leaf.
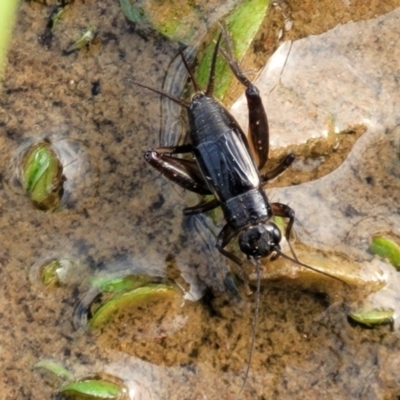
[48,5,69,32]
[34,360,73,382]
[67,25,97,52]
[119,0,146,25]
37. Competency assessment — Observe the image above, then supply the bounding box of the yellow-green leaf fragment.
[49,5,68,32]
[120,0,268,44]
[60,379,123,399]
[349,309,394,327]
[226,0,269,59]
[369,236,400,270]
[40,259,72,287]
[119,0,199,43]
[67,25,97,52]
[41,260,62,287]
[90,274,154,294]
[89,284,176,329]
[196,0,269,100]
[23,144,58,192]
[34,360,73,382]
[0,0,19,83]
[21,142,64,210]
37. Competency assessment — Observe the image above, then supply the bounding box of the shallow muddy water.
[1,1,400,399]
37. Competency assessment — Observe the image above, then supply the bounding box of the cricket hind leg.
[145,145,212,195]
[261,153,295,184]
[183,197,220,215]
[219,26,270,170]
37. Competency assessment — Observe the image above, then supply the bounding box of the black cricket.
[135,31,332,277]
[144,32,292,258]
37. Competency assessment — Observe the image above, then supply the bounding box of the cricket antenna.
[178,47,202,93]
[206,32,223,96]
[273,247,348,285]
[131,80,191,109]
[133,44,203,108]
[236,258,261,399]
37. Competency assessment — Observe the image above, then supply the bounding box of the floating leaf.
[90,274,156,294]
[41,260,62,287]
[349,309,394,328]
[369,236,400,270]
[40,259,73,288]
[21,141,64,210]
[89,284,177,329]
[60,379,123,399]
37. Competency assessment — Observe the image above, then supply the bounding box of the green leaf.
[60,379,123,399]
[21,142,64,210]
[349,309,394,327]
[196,0,269,100]
[41,260,62,287]
[0,0,19,83]
[67,26,97,52]
[369,236,400,270]
[89,284,176,329]
[90,274,154,294]
[119,0,198,42]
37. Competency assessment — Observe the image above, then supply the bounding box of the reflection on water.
[1,1,400,399]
